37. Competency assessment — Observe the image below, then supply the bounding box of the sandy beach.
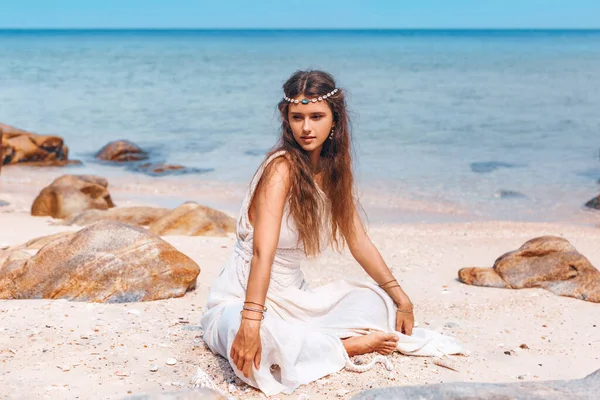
[1,165,599,400]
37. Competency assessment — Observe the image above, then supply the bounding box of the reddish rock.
[0,221,200,302]
[31,175,115,219]
[0,123,78,166]
[95,140,148,162]
[459,236,600,302]
[149,202,235,237]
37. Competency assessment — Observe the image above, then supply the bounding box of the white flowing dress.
[200,151,464,396]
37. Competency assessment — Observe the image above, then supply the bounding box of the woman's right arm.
[230,158,291,378]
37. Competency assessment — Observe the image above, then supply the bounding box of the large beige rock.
[65,206,170,227]
[0,122,79,166]
[0,221,200,302]
[95,140,148,162]
[148,202,236,237]
[459,236,600,302]
[31,175,115,219]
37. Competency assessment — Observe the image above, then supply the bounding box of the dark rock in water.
[497,190,527,199]
[31,174,115,219]
[244,149,269,156]
[470,161,523,174]
[353,368,600,400]
[128,162,213,177]
[585,194,600,210]
[0,221,200,303]
[95,140,149,162]
[458,236,600,303]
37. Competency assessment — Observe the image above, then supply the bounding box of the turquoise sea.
[1,29,600,223]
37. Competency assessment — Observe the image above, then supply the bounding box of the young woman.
[200,70,463,396]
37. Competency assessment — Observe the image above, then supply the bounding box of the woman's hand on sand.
[230,318,262,378]
[395,299,414,336]
[396,309,414,336]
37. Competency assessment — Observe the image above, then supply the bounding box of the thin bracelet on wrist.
[240,310,265,321]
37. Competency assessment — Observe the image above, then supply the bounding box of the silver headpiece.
[283,88,339,104]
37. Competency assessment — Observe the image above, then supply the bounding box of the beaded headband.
[283,88,339,105]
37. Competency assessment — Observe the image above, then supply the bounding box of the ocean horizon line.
[1,28,600,33]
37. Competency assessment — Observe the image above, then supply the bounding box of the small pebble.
[114,370,129,377]
[166,358,177,366]
[519,344,530,349]
[444,322,460,329]
[60,365,71,372]
[150,365,159,372]
[182,325,203,332]
[228,383,237,394]
[518,375,526,380]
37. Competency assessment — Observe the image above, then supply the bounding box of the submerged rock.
[95,140,148,162]
[128,162,213,177]
[470,161,523,174]
[496,189,527,199]
[0,122,79,166]
[0,221,199,302]
[458,236,600,303]
[31,175,115,219]
[354,368,600,400]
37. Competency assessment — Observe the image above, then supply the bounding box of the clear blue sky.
[1,0,599,29]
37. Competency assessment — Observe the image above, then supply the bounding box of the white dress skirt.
[200,151,464,396]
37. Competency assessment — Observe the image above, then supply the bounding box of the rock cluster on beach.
[0,221,200,302]
[97,139,213,176]
[459,236,600,303]
[29,172,236,236]
[0,122,80,167]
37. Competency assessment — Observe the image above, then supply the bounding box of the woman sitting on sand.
[200,70,463,396]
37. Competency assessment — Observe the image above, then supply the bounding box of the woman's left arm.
[345,209,414,335]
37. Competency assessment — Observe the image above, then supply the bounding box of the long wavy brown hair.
[254,70,357,256]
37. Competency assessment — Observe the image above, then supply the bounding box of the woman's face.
[287,95,334,154]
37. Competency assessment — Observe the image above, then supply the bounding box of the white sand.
[1,169,600,399]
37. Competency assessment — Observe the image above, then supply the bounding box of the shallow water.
[1,29,600,223]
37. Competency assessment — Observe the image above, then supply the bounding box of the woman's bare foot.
[342,332,399,357]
